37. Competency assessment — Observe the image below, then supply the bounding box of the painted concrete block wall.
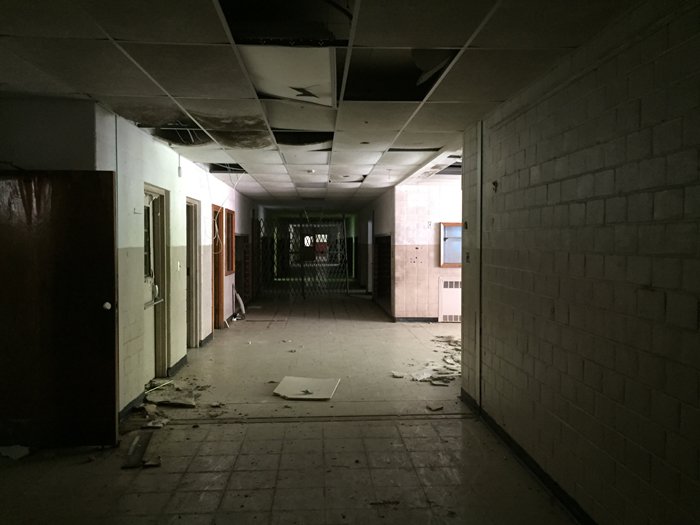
[394,183,462,319]
[462,1,700,523]
[0,98,96,171]
[95,107,247,410]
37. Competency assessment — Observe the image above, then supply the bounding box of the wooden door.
[212,205,224,329]
[0,171,117,446]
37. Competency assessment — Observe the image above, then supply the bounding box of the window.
[440,222,462,268]
[225,209,235,274]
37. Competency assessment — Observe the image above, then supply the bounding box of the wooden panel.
[0,171,117,446]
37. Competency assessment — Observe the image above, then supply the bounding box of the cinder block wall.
[462,1,700,523]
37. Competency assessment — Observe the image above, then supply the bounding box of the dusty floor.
[0,295,576,524]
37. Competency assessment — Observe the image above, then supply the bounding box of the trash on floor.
[391,371,406,378]
[122,431,154,469]
[145,383,196,408]
[209,402,224,408]
[144,379,174,394]
[273,376,341,400]
[426,403,444,411]
[0,445,30,460]
[141,418,169,429]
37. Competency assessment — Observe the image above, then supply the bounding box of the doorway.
[212,205,225,329]
[186,200,200,348]
[144,189,169,378]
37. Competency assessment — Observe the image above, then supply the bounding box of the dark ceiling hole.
[220,0,351,46]
[448,154,462,158]
[273,131,334,146]
[210,131,274,149]
[209,163,247,174]
[153,128,212,146]
[437,162,462,175]
[344,48,457,101]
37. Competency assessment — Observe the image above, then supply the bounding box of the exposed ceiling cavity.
[220,0,353,46]
[0,0,639,206]
[344,49,458,101]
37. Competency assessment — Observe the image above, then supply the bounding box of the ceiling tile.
[209,130,274,149]
[405,103,497,132]
[354,0,495,47]
[472,0,638,49]
[0,0,104,38]
[122,43,255,99]
[287,165,330,176]
[79,0,229,44]
[282,150,331,165]
[329,165,374,176]
[430,49,567,102]
[333,131,396,151]
[297,188,328,198]
[393,132,462,150]
[369,165,417,178]
[177,99,268,131]
[290,173,329,184]
[335,102,418,131]
[243,164,288,175]
[170,144,234,163]
[327,182,361,191]
[378,151,435,166]
[228,150,283,164]
[263,100,336,131]
[331,151,383,164]
[2,38,163,96]
[98,96,193,127]
[0,45,78,95]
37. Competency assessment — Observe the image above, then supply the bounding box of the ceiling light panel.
[238,46,336,107]
[335,102,419,131]
[122,43,256,99]
[2,38,163,96]
[79,0,229,44]
[353,0,495,47]
[262,100,336,131]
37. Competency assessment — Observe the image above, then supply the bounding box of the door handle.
[102,302,112,310]
[153,284,159,300]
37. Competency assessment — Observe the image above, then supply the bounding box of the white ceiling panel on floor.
[430,49,567,102]
[405,102,498,132]
[393,132,462,150]
[79,0,229,44]
[333,131,397,151]
[243,164,288,175]
[227,150,283,165]
[177,99,268,131]
[281,150,331,165]
[239,46,335,107]
[353,0,496,47]
[335,102,419,131]
[378,151,436,166]
[0,0,104,39]
[122,43,255,99]
[0,45,78,95]
[2,37,163,97]
[331,151,383,165]
[262,100,336,131]
[287,165,330,176]
[472,0,638,49]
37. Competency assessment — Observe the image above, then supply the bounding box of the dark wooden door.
[0,171,117,446]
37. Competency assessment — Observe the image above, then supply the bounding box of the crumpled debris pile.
[391,335,462,387]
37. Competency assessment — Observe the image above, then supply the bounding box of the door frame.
[145,185,170,378]
[186,199,201,348]
[212,204,225,329]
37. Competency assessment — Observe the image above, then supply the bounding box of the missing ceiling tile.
[273,131,334,146]
[210,131,274,149]
[153,128,212,146]
[209,163,247,174]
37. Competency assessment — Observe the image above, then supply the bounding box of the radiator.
[438,278,462,323]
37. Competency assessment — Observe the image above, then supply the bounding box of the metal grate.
[254,217,350,298]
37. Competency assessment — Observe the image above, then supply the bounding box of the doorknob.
[102,302,112,310]
[153,284,159,300]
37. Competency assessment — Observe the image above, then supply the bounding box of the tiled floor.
[0,296,577,524]
[1,417,575,524]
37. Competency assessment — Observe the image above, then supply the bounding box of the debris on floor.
[0,445,30,460]
[122,431,156,469]
[391,371,405,378]
[273,376,341,400]
[426,403,444,411]
[145,381,196,408]
[209,402,224,408]
[141,418,169,429]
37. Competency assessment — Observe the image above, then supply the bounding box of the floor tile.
[271,510,325,524]
[213,511,270,524]
[272,487,325,510]
[279,452,323,470]
[324,452,368,468]
[282,439,323,454]
[188,455,237,473]
[234,454,280,471]
[179,472,230,491]
[324,468,371,487]
[240,440,283,454]
[228,470,277,490]
[367,450,411,468]
[220,489,274,512]
[164,491,222,513]
[128,473,183,493]
[116,492,171,515]
[370,468,421,487]
[276,468,325,489]
[198,441,242,456]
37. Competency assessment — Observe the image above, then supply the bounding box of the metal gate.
[254,217,350,298]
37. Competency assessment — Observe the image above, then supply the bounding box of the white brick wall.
[462,1,700,523]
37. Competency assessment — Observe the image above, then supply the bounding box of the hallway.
[0,296,576,525]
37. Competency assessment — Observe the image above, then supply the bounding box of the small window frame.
[440,222,462,268]
[225,209,235,275]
